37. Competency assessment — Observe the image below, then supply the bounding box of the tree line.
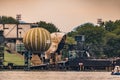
[1,16,120,58]
[67,20,120,58]
[0,16,59,33]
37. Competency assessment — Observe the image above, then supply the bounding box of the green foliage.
[104,20,120,32]
[0,16,59,33]
[75,23,106,44]
[104,32,120,57]
[1,15,120,58]
[103,20,120,57]
[68,20,120,58]
[104,20,115,32]
[66,36,76,45]
[33,21,60,33]
[0,16,18,24]
[67,31,77,37]
[67,23,106,57]
[112,28,120,35]
[114,20,120,29]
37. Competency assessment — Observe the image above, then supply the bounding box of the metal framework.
[0,23,31,42]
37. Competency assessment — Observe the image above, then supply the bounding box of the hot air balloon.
[23,27,51,65]
[23,27,51,54]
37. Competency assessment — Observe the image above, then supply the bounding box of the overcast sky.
[0,0,120,32]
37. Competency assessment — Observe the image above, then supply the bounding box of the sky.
[0,0,120,32]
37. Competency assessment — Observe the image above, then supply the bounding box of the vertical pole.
[28,51,31,70]
[16,14,21,39]
[24,51,28,70]
[3,24,5,31]
[19,32,21,54]
[24,51,31,71]
[17,24,18,39]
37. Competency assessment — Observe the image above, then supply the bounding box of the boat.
[111,66,120,75]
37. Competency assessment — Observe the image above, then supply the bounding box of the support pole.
[24,51,31,71]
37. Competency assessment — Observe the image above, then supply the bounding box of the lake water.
[0,71,120,80]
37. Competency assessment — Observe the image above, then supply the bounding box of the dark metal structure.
[0,30,5,68]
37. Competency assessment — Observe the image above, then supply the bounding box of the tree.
[75,23,106,44]
[66,36,76,45]
[114,20,120,29]
[104,20,117,32]
[112,28,120,35]
[0,16,18,24]
[67,20,120,58]
[103,20,120,57]
[33,21,60,33]
[104,32,120,57]
[75,23,94,33]
[68,23,107,57]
